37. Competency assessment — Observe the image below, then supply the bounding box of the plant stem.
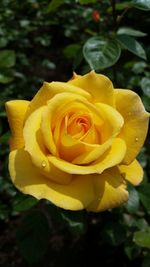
[111,0,117,85]
[111,0,117,29]
[117,7,130,25]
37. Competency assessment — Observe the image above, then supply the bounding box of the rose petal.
[41,92,89,156]
[87,167,128,212]
[118,159,143,185]
[70,72,81,80]
[5,100,30,150]
[95,102,124,142]
[23,106,72,184]
[72,102,124,164]
[115,89,149,164]
[68,70,115,106]
[41,92,111,164]
[48,138,126,174]
[25,81,91,119]
[9,149,95,210]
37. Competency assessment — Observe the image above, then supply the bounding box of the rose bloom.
[6,71,149,212]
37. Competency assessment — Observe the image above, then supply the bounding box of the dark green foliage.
[16,211,50,263]
[132,0,150,11]
[12,193,39,212]
[0,0,150,266]
[138,184,150,213]
[124,184,140,214]
[134,230,150,249]
[117,34,147,60]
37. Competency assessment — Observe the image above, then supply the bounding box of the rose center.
[65,113,92,139]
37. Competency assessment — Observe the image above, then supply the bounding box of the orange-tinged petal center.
[41,92,124,164]
[68,115,91,136]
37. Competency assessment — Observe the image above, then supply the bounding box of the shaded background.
[0,0,150,266]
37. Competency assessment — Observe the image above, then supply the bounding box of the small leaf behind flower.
[117,35,147,60]
[12,193,38,212]
[60,209,87,234]
[124,184,140,214]
[138,184,150,213]
[141,77,150,97]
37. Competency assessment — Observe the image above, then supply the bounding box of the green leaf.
[42,59,56,70]
[125,244,141,260]
[0,131,10,144]
[132,61,147,74]
[117,27,147,37]
[117,35,147,60]
[125,184,140,214]
[45,201,62,223]
[132,0,150,10]
[60,209,87,234]
[63,44,81,59]
[0,50,16,68]
[108,2,133,12]
[142,255,150,267]
[0,37,8,48]
[73,48,83,70]
[135,218,149,230]
[141,77,150,97]
[79,0,98,4]
[138,184,150,213]
[47,0,65,12]
[16,211,50,263]
[12,194,38,212]
[83,36,121,70]
[142,95,150,111]
[0,73,14,84]
[133,230,150,248]
[137,147,148,168]
[102,222,126,246]
[0,202,9,220]
[0,111,6,117]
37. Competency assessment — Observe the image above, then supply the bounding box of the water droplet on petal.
[41,161,46,168]
[135,137,139,142]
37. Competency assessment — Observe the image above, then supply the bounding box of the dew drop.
[135,137,139,142]
[41,161,46,168]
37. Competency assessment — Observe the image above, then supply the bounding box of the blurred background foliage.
[0,0,150,266]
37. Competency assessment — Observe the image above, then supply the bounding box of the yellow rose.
[5,71,149,212]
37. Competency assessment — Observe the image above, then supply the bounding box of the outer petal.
[87,167,129,212]
[70,72,81,80]
[118,159,143,186]
[68,70,115,106]
[25,81,91,119]
[9,149,95,210]
[115,89,149,164]
[95,102,124,142]
[23,106,72,185]
[5,100,30,150]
